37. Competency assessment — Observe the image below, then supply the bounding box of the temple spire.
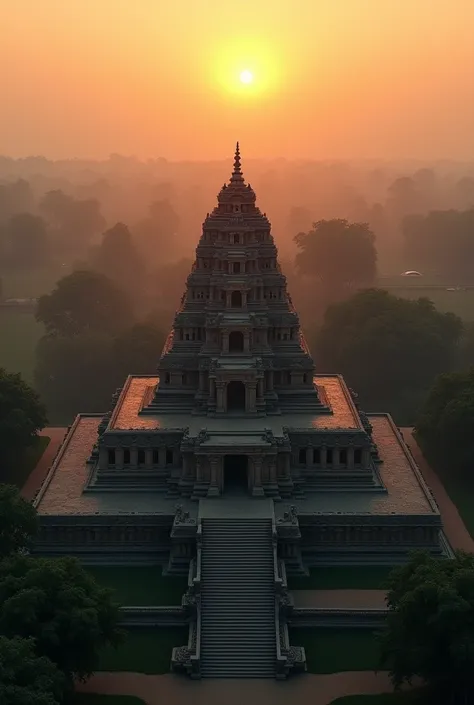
[230,141,244,183]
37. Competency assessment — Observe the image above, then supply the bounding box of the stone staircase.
[200,518,276,677]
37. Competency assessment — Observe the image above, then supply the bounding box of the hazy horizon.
[2,1,474,161]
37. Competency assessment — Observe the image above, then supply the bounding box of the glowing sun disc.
[240,69,254,84]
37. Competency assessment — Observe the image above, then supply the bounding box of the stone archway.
[227,381,246,411]
[229,331,244,353]
[231,290,242,307]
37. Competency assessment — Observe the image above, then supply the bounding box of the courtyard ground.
[76,671,407,705]
[401,429,474,551]
[74,695,146,705]
[21,427,66,501]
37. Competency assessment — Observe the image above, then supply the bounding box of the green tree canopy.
[89,222,145,297]
[0,555,122,683]
[294,218,377,291]
[36,269,133,337]
[0,485,38,559]
[380,551,474,704]
[315,289,463,422]
[2,213,50,268]
[416,368,474,475]
[0,368,47,465]
[0,636,65,705]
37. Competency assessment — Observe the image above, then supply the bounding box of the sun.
[240,69,254,85]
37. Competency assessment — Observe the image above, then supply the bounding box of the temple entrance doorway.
[229,331,244,352]
[224,455,248,494]
[227,380,246,410]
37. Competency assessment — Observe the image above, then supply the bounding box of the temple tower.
[145,143,321,417]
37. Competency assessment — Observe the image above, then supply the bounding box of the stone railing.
[290,606,388,629]
[119,605,186,627]
[160,329,175,358]
[171,521,202,678]
[275,601,307,679]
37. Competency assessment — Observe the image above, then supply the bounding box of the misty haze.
[1,3,474,705]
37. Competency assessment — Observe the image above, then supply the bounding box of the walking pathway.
[77,670,403,705]
[401,428,474,552]
[292,589,387,609]
[21,427,66,502]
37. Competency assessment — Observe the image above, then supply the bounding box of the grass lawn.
[288,565,395,590]
[0,310,44,385]
[330,690,427,705]
[291,628,381,673]
[74,696,146,705]
[86,566,188,606]
[98,627,188,674]
[1,435,50,487]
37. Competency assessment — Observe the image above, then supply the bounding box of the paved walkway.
[293,589,387,609]
[77,670,404,705]
[21,428,66,502]
[401,428,474,552]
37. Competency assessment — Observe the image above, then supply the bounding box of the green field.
[288,565,394,590]
[98,628,187,674]
[291,628,381,673]
[0,310,43,385]
[86,566,188,606]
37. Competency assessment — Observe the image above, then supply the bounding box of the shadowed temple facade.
[34,145,451,678]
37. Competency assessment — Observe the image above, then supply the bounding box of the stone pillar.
[115,447,124,469]
[216,381,226,412]
[306,447,313,467]
[145,448,153,468]
[257,378,264,400]
[99,446,108,469]
[158,446,166,468]
[320,446,327,469]
[196,457,203,482]
[347,446,355,469]
[226,292,231,308]
[268,458,277,484]
[267,369,274,391]
[333,447,340,470]
[209,377,216,402]
[242,291,248,307]
[223,330,229,353]
[207,455,221,497]
[246,382,256,412]
[252,456,265,496]
[199,370,205,392]
[244,330,250,352]
[362,447,371,468]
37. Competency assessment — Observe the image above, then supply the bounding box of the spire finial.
[230,141,244,183]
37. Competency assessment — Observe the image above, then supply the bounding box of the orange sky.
[1,0,474,160]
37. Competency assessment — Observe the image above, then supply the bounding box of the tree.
[2,213,49,268]
[0,636,65,705]
[36,270,133,337]
[34,332,114,422]
[0,485,38,559]
[134,198,180,265]
[294,219,377,295]
[0,555,122,684]
[0,368,47,466]
[315,289,463,423]
[89,222,145,300]
[380,551,474,704]
[111,322,164,381]
[416,368,474,476]
[39,190,105,257]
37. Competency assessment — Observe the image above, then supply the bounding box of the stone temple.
[34,144,450,678]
